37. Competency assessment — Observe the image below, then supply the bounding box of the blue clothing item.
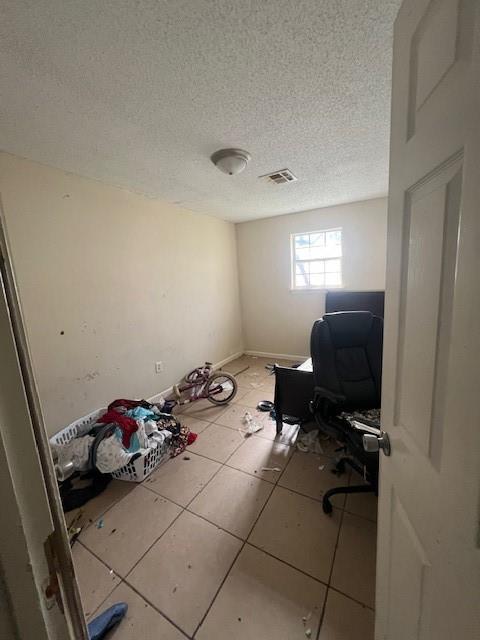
[88,602,128,640]
[125,406,156,421]
[110,426,141,454]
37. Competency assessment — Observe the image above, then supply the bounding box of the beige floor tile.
[319,589,374,639]
[240,387,274,408]
[230,386,253,404]
[196,544,326,640]
[279,451,350,506]
[72,543,119,619]
[215,403,266,431]
[256,417,299,446]
[241,364,272,379]
[80,486,181,576]
[188,423,244,463]
[345,472,378,522]
[227,436,292,483]
[330,512,377,608]
[180,398,229,422]
[220,359,250,375]
[93,582,185,639]
[65,479,135,533]
[344,490,378,522]
[176,414,210,434]
[189,466,273,538]
[128,511,242,635]
[235,370,269,387]
[249,486,340,583]
[145,452,220,506]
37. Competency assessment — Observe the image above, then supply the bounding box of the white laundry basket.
[50,408,171,483]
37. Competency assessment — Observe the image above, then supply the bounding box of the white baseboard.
[148,351,244,403]
[244,350,308,362]
[213,351,244,370]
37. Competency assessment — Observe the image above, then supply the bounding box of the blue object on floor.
[88,602,128,640]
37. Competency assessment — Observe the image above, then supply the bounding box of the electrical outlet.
[155,361,164,374]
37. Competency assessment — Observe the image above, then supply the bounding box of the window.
[291,228,342,290]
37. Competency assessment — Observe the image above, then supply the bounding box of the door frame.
[0,198,88,640]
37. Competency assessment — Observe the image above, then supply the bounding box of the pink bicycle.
[173,362,238,406]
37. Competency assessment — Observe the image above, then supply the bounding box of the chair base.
[322,483,375,515]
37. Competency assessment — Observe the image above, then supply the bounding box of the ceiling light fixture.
[210,148,251,175]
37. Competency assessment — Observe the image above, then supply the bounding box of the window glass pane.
[323,244,342,259]
[309,246,328,259]
[326,230,341,246]
[325,259,341,273]
[310,273,325,287]
[294,234,310,248]
[295,247,310,261]
[295,273,309,288]
[325,272,342,286]
[309,260,325,274]
[309,233,325,247]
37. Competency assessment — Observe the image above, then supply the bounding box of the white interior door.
[376,1,480,638]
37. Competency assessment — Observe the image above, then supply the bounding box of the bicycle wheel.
[205,372,237,405]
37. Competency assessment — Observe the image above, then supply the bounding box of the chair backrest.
[310,311,383,409]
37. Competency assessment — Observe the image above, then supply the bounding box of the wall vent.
[260,168,298,185]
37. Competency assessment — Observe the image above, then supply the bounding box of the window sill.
[289,286,345,294]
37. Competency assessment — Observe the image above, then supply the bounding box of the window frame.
[290,227,344,291]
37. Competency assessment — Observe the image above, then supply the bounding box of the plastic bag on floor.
[296,429,324,454]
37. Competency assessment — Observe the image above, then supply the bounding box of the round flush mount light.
[210,148,251,175]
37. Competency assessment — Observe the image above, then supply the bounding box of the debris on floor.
[261,466,281,472]
[241,411,264,436]
[296,429,325,454]
[302,611,312,625]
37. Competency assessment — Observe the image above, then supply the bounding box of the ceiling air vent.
[260,168,298,185]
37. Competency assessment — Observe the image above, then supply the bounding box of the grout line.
[121,577,192,639]
[183,508,246,543]
[191,462,277,638]
[326,585,375,612]
[71,483,138,536]
[74,541,121,619]
[245,540,332,589]
[122,507,186,580]
[316,502,346,639]
[121,463,228,583]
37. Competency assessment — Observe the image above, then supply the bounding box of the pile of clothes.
[52,398,197,478]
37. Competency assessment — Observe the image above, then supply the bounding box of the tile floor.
[69,356,377,639]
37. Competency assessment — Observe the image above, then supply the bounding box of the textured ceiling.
[0,1,401,222]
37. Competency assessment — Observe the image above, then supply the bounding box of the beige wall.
[236,198,388,357]
[0,153,243,435]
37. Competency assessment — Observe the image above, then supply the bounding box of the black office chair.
[310,311,383,514]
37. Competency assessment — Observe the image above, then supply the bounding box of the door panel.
[386,489,430,640]
[376,0,480,638]
[396,159,462,463]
